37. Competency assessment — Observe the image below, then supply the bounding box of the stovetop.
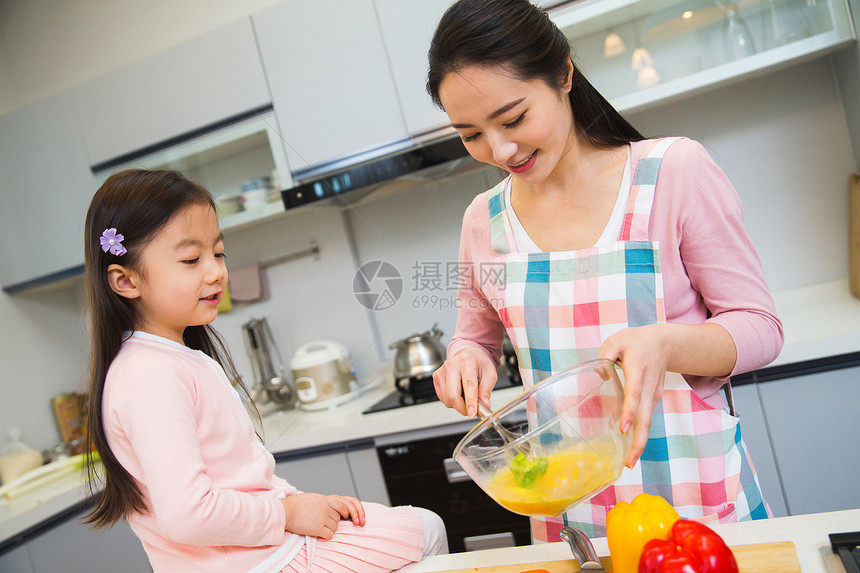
[362,368,520,414]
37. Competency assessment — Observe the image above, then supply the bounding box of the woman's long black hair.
[427,0,644,148]
[83,169,260,527]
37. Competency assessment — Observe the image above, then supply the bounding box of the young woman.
[83,169,447,572]
[428,0,783,540]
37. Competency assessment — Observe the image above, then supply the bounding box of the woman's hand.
[432,347,498,417]
[280,493,365,539]
[598,322,736,469]
[598,324,672,469]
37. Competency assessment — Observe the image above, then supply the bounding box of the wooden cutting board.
[438,541,800,573]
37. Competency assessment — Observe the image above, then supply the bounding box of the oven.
[375,421,531,553]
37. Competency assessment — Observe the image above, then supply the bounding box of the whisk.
[477,402,548,487]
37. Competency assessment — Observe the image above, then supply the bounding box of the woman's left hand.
[598,323,671,469]
[598,322,737,469]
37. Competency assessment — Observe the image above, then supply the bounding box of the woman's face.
[438,63,575,184]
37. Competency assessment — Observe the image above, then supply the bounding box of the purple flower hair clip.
[100,228,127,256]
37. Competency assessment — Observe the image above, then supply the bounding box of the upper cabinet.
[0,92,95,291]
[72,17,271,167]
[370,0,855,139]
[374,0,453,136]
[92,109,293,233]
[550,0,855,114]
[252,0,407,176]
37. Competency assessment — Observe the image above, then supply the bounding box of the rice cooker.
[290,341,357,404]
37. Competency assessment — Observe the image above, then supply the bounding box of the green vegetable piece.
[510,451,549,487]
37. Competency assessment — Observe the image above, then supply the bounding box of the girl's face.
[126,204,227,343]
[438,64,575,184]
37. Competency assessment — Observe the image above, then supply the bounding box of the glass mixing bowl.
[453,358,632,517]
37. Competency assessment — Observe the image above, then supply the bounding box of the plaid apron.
[483,138,769,540]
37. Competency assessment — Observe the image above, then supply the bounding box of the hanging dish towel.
[230,263,270,303]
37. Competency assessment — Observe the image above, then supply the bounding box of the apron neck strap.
[620,137,681,241]
[487,176,514,255]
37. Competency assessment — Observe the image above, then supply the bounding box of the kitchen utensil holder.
[242,316,295,408]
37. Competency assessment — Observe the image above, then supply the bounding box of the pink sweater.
[103,332,302,573]
[448,138,784,400]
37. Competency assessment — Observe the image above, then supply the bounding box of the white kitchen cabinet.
[252,0,407,175]
[275,450,358,497]
[832,0,860,169]
[346,447,391,505]
[757,365,860,515]
[274,445,391,505]
[375,0,855,137]
[0,92,95,292]
[91,109,293,232]
[27,516,151,573]
[0,544,34,573]
[730,383,788,517]
[374,0,453,136]
[72,17,270,167]
[550,0,855,114]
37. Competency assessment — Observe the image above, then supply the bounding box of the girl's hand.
[281,493,366,539]
[432,347,498,417]
[598,324,671,469]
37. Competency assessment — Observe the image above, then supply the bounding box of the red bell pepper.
[638,519,739,573]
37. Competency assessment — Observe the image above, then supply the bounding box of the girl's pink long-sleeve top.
[448,137,784,400]
[103,331,302,573]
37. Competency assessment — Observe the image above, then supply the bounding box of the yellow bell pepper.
[606,493,680,573]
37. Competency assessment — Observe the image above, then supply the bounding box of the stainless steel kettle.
[242,317,295,408]
[389,324,447,379]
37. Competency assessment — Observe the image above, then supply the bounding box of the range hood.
[282,126,477,209]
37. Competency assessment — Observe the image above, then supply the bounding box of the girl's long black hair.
[427,0,644,148]
[83,169,259,527]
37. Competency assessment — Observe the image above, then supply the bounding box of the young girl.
[83,169,447,573]
[428,0,783,540]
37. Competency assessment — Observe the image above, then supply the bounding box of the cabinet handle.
[443,457,470,483]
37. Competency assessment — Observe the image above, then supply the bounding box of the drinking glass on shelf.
[724,4,757,61]
[766,0,813,47]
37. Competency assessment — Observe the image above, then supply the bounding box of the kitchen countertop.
[768,279,860,367]
[261,378,522,456]
[3,278,860,550]
[400,508,860,573]
[0,470,90,550]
